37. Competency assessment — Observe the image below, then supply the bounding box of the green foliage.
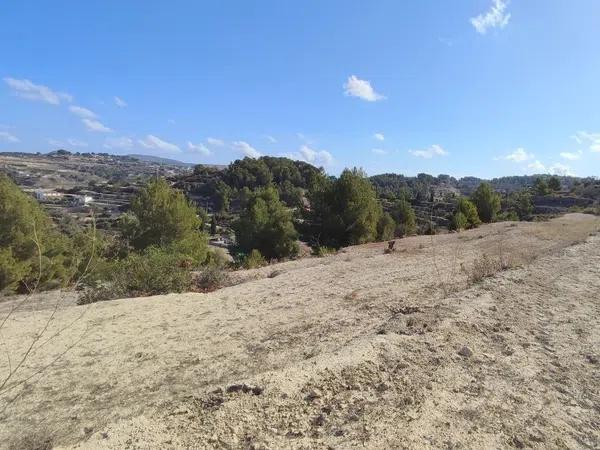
[390,198,416,237]
[307,168,382,248]
[497,210,519,221]
[234,186,299,260]
[504,190,533,220]
[312,246,336,257]
[225,158,273,190]
[122,178,208,264]
[450,211,468,231]
[214,180,232,212]
[548,176,561,192]
[471,183,501,223]
[80,247,192,303]
[533,177,551,196]
[455,197,481,229]
[0,174,81,293]
[377,212,396,240]
[210,215,217,235]
[243,249,267,269]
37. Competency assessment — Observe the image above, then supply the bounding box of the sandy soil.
[1,214,599,449]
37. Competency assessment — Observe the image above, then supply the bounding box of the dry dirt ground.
[1,214,599,449]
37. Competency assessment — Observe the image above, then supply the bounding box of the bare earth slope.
[1,214,599,449]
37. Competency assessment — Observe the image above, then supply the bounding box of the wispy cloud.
[0,131,19,143]
[497,147,535,162]
[82,118,112,133]
[232,141,261,158]
[47,138,88,148]
[207,137,225,146]
[409,144,448,159]
[285,145,334,166]
[528,160,546,172]
[104,136,134,150]
[264,135,277,143]
[371,148,387,155]
[572,131,600,152]
[470,0,511,34]
[343,75,385,102]
[139,135,180,153]
[4,77,73,105]
[549,163,575,176]
[187,141,211,156]
[560,150,583,161]
[114,96,127,108]
[526,160,575,176]
[373,133,385,141]
[69,105,97,119]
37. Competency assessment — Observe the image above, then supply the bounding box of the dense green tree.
[451,211,468,231]
[213,180,232,212]
[225,158,272,190]
[0,174,80,293]
[533,177,551,196]
[471,183,501,223]
[548,176,561,192]
[306,168,382,248]
[377,212,396,241]
[504,190,533,220]
[122,178,208,264]
[455,197,481,229]
[234,186,299,260]
[390,198,417,237]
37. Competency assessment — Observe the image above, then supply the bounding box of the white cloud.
[560,150,583,161]
[409,144,448,159]
[470,0,511,34]
[4,77,72,105]
[187,141,211,156]
[549,163,575,177]
[82,118,112,133]
[372,148,387,155]
[501,147,534,162]
[207,137,225,146]
[138,135,180,154]
[103,137,134,150]
[264,135,277,143]
[343,75,385,102]
[0,131,19,143]
[69,105,97,119]
[47,138,88,148]
[297,145,334,166]
[114,96,127,108]
[572,131,600,152]
[527,160,546,172]
[233,141,262,158]
[373,133,385,141]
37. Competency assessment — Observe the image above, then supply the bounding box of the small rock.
[586,354,598,364]
[458,346,473,358]
[305,389,322,402]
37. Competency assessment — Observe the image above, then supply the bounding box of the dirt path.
[1,214,599,449]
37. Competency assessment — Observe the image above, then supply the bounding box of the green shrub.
[243,249,267,269]
[376,213,396,240]
[471,182,501,223]
[234,186,299,260]
[312,246,336,257]
[79,247,192,303]
[390,198,416,237]
[450,211,468,231]
[455,197,481,229]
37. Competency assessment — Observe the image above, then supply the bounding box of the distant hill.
[128,154,196,167]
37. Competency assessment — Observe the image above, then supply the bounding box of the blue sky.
[1,0,599,178]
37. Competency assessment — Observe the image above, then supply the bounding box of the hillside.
[1,214,599,449]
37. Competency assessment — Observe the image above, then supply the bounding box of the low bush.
[194,266,231,292]
[79,247,192,304]
[312,246,336,257]
[243,249,267,269]
[465,253,515,284]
